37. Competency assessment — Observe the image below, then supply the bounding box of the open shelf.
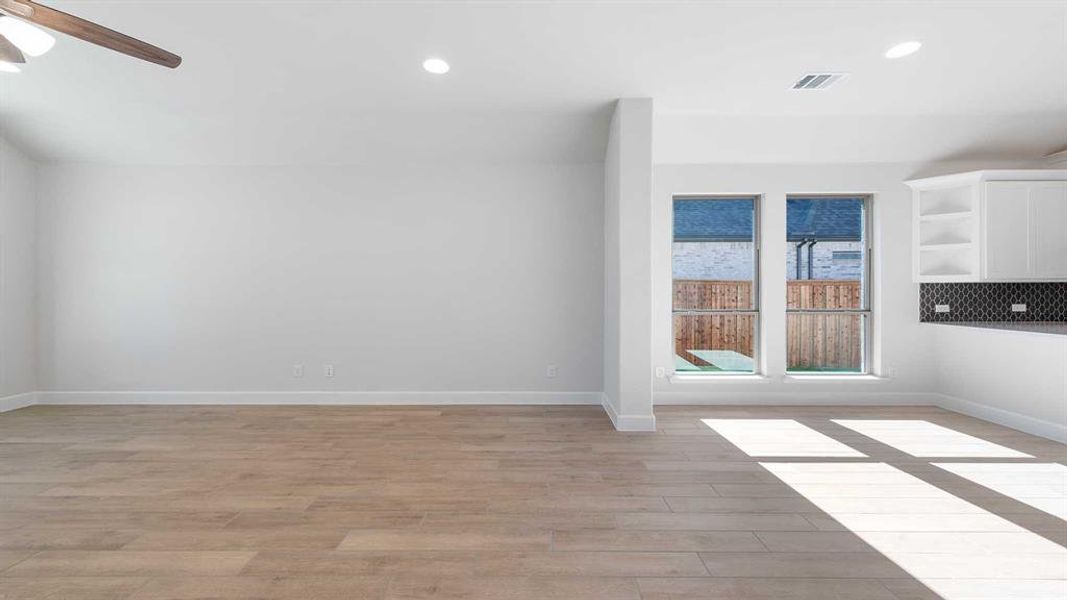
[919,210,973,222]
[912,180,979,282]
[916,185,974,217]
[919,242,973,250]
[917,244,975,281]
[919,217,973,248]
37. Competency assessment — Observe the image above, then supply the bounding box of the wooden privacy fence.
[785,280,863,371]
[673,280,755,367]
[673,280,862,370]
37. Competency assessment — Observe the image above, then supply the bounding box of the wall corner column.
[603,98,656,432]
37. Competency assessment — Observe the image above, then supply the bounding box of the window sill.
[668,373,773,384]
[781,374,889,383]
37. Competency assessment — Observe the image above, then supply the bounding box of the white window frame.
[671,194,761,376]
[785,194,872,375]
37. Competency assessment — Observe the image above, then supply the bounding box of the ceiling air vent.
[792,72,848,90]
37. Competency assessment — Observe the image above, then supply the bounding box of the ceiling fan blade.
[0,32,25,63]
[0,0,180,68]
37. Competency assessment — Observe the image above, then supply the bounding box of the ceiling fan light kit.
[0,27,26,65]
[0,15,52,56]
[0,0,181,72]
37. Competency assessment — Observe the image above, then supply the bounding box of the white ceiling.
[1,0,1064,165]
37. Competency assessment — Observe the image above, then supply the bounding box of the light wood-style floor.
[0,404,1064,599]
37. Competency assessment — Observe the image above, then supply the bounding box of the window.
[786,195,871,373]
[672,196,759,374]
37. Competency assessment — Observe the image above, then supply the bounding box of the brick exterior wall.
[785,241,863,281]
[672,241,864,281]
[672,242,754,280]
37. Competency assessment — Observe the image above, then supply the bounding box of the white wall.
[36,163,603,401]
[654,114,1067,165]
[653,163,941,404]
[0,138,37,406]
[932,324,1066,442]
[602,99,656,430]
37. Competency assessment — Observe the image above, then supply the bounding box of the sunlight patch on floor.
[701,419,867,457]
[832,419,1033,458]
[761,462,1067,599]
[935,462,1067,520]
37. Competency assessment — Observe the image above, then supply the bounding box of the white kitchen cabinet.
[983,182,1030,280]
[1031,182,1067,279]
[907,170,1067,282]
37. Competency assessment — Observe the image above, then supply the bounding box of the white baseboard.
[600,393,657,432]
[34,389,659,433]
[653,389,1065,444]
[655,391,941,405]
[934,393,1067,444]
[0,392,36,413]
[19,390,1065,443]
[35,390,602,406]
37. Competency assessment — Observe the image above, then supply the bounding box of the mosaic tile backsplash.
[920,282,1067,322]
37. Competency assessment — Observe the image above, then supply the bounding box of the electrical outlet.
[935,304,951,313]
[655,367,666,379]
[545,364,558,379]
[1011,303,1027,313]
[292,364,304,378]
[324,364,335,378]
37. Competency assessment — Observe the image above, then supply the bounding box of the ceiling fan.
[0,0,180,72]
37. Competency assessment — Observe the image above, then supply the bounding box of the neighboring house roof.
[786,198,863,241]
[673,197,863,242]
[673,198,754,241]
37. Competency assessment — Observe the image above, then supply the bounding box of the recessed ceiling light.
[422,58,450,74]
[0,16,55,57]
[0,61,20,73]
[885,41,922,59]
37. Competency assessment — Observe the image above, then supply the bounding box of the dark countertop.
[925,321,1067,337]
